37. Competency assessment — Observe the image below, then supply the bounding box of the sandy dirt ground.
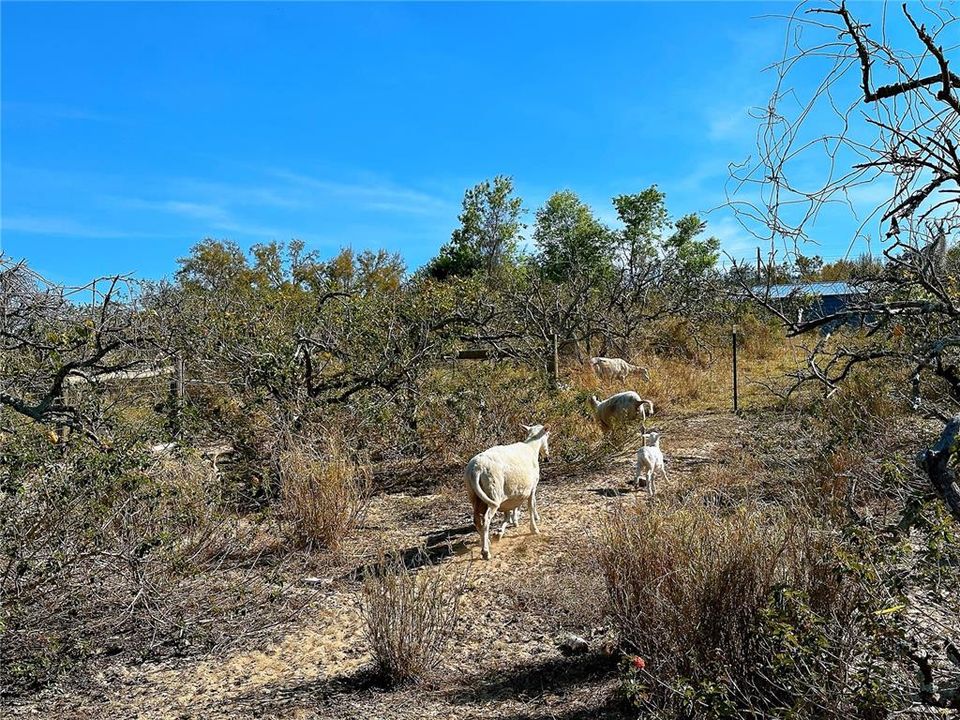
[6,413,742,720]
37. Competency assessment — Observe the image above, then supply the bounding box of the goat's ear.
[521,423,532,431]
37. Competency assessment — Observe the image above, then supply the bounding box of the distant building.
[751,281,868,329]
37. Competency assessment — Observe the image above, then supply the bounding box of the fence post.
[548,333,559,390]
[168,355,186,439]
[732,326,739,414]
[176,356,185,404]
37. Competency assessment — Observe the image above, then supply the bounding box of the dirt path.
[8,413,741,720]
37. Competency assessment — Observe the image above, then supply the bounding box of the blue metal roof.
[752,281,864,299]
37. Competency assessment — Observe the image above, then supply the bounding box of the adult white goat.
[590,356,650,382]
[588,391,653,433]
[634,431,666,496]
[464,424,551,560]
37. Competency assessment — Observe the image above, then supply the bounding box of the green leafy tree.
[533,191,613,281]
[613,186,670,284]
[794,253,824,281]
[427,176,525,280]
[610,187,719,289]
[665,214,721,279]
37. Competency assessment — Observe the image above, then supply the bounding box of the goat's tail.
[466,465,497,509]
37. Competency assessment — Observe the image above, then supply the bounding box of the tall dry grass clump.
[601,504,785,670]
[278,438,372,550]
[598,501,873,715]
[737,310,784,360]
[360,553,468,686]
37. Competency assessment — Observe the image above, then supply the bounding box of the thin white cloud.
[269,169,454,216]
[706,214,758,262]
[841,180,895,210]
[1,215,133,239]
[707,105,755,142]
[114,197,286,239]
[2,101,118,123]
[171,178,306,210]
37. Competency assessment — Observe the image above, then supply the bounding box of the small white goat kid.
[590,356,650,382]
[588,391,654,433]
[634,431,666,496]
[464,424,551,560]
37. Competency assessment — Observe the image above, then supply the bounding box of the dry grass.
[506,535,608,635]
[418,362,606,468]
[598,502,843,677]
[360,552,468,686]
[601,504,778,667]
[278,439,372,550]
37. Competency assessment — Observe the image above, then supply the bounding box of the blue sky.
[1,1,893,285]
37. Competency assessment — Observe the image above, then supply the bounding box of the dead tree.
[0,258,153,445]
[728,1,960,520]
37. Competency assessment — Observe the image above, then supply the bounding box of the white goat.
[634,431,666,496]
[588,391,653,433]
[464,424,551,560]
[590,357,650,383]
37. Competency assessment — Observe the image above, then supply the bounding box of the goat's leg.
[648,469,656,497]
[472,498,485,534]
[528,493,541,535]
[481,506,497,560]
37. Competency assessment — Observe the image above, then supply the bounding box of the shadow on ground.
[373,459,460,495]
[498,701,629,720]
[342,524,475,582]
[448,651,619,706]
[670,453,714,468]
[225,666,390,716]
[224,652,625,720]
[589,486,635,498]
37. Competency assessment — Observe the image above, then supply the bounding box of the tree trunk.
[918,416,960,523]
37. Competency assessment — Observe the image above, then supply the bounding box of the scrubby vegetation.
[4,2,960,715]
[360,552,468,686]
[3,192,958,716]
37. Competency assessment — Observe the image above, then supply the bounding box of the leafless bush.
[278,438,372,550]
[360,552,468,686]
[602,504,785,665]
[0,432,296,696]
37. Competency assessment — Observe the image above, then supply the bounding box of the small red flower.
[632,656,646,670]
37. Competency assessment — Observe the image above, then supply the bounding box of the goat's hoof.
[481,550,491,560]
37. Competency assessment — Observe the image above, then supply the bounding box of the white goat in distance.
[634,431,666,496]
[590,356,650,382]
